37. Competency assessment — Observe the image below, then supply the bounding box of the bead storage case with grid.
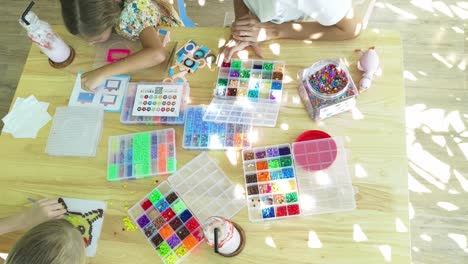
[107,129,176,181]
[292,137,356,216]
[203,98,281,127]
[215,59,285,102]
[128,181,204,264]
[167,152,245,224]
[120,83,190,125]
[297,59,358,121]
[242,144,301,221]
[45,106,104,157]
[128,152,245,264]
[183,106,252,150]
[203,59,284,127]
[242,138,356,221]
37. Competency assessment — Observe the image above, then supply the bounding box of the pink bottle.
[19,1,74,68]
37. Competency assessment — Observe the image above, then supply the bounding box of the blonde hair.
[6,219,86,264]
[59,0,122,38]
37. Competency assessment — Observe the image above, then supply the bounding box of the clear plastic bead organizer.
[167,152,245,224]
[203,59,284,127]
[128,181,204,264]
[128,152,245,264]
[242,137,355,222]
[45,106,103,157]
[202,97,281,127]
[292,137,356,216]
[120,82,190,125]
[215,59,285,102]
[107,128,176,181]
[183,106,252,150]
[242,144,301,221]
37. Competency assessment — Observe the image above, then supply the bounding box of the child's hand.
[22,198,67,228]
[81,70,106,91]
[231,14,277,42]
[221,39,263,62]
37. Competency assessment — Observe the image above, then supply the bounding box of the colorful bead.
[308,64,348,95]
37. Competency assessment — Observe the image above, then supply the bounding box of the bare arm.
[81,26,166,90]
[275,15,361,40]
[0,199,66,235]
[233,0,250,20]
[0,214,26,235]
[232,9,362,42]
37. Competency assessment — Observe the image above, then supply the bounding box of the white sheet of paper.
[2,96,51,137]
[13,110,51,138]
[59,197,107,257]
[68,73,130,112]
[131,84,183,117]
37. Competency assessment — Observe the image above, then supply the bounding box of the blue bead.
[179,210,192,222]
[262,207,275,218]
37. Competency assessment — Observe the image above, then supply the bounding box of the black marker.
[214,227,219,254]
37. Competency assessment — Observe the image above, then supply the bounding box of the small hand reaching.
[221,38,263,62]
[21,198,67,228]
[81,69,106,91]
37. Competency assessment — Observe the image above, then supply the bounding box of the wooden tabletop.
[0,27,409,263]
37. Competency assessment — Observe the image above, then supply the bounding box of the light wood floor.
[0,0,467,263]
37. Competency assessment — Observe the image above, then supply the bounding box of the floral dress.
[115,0,183,41]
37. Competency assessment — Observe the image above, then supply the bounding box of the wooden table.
[0,27,409,263]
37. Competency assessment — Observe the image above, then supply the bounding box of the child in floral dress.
[59,0,183,90]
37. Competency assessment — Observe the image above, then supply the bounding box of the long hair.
[59,0,123,37]
[6,219,86,264]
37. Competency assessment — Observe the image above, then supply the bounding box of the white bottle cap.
[19,11,40,31]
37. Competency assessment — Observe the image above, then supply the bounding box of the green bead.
[286,192,298,203]
[280,156,292,167]
[167,158,176,172]
[148,189,163,203]
[157,242,171,257]
[218,78,228,86]
[231,60,242,69]
[107,165,118,181]
[268,159,280,169]
[240,70,250,78]
[263,62,273,70]
[172,199,187,214]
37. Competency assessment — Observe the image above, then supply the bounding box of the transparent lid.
[168,152,245,224]
[183,106,252,150]
[46,106,103,157]
[301,59,352,100]
[292,137,356,216]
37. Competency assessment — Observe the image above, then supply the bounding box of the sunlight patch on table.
[436,201,459,211]
[353,224,368,242]
[378,245,392,262]
[307,231,323,248]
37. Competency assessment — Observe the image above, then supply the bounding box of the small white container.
[19,3,74,67]
[203,216,244,256]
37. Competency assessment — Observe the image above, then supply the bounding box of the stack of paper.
[2,95,51,138]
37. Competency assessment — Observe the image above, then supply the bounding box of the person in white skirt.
[223,0,362,60]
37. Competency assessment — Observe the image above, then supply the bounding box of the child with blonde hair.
[5,219,85,264]
[59,0,183,90]
[1,198,85,264]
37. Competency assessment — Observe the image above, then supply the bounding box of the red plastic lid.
[293,130,337,171]
[295,130,332,142]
